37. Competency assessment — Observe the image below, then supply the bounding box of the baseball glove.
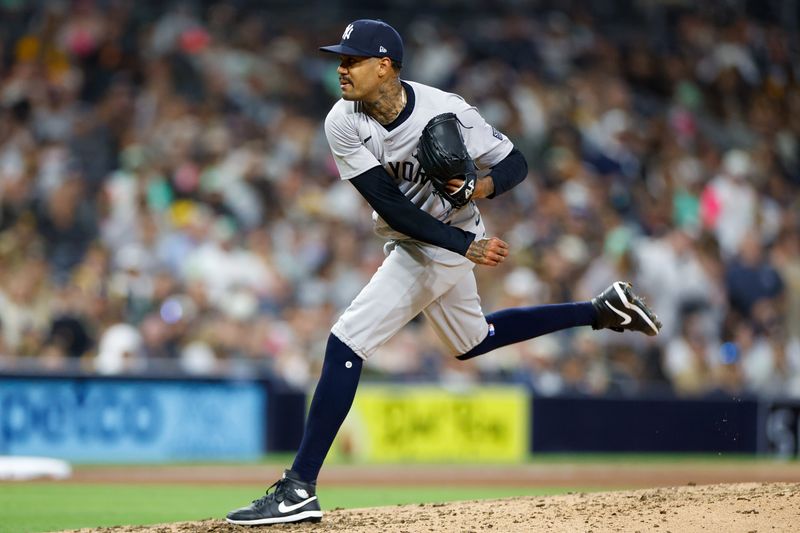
[416,113,477,209]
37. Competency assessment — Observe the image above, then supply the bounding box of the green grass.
[5,454,787,532]
[0,483,573,533]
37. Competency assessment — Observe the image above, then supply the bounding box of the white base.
[0,456,72,480]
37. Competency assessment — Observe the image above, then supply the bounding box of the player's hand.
[466,237,509,266]
[445,176,494,199]
[445,178,464,194]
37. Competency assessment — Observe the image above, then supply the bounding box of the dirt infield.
[72,461,800,488]
[71,482,800,533]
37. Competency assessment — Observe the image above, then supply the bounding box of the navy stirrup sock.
[291,333,363,483]
[458,302,596,360]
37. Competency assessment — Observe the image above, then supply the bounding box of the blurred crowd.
[1,1,799,399]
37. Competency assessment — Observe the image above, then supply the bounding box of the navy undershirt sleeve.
[487,148,527,198]
[349,166,477,256]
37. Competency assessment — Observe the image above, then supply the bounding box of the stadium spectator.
[0,1,797,400]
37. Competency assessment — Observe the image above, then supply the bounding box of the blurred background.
[2,0,799,397]
[1,0,800,469]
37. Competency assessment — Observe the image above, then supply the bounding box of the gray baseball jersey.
[325,80,514,237]
[325,80,514,359]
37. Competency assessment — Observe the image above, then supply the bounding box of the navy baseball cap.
[319,19,403,65]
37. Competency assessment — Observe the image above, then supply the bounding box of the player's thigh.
[423,271,489,356]
[332,241,472,359]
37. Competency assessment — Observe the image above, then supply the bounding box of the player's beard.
[339,78,355,100]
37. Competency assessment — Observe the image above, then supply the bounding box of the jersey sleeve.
[455,107,514,171]
[324,106,381,180]
[350,166,476,256]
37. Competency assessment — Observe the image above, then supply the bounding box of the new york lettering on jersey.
[387,160,426,184]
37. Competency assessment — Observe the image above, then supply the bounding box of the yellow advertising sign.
[333,385,529,462]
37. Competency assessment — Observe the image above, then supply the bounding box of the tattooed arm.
[465,237,509,267]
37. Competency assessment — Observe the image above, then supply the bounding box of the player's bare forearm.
[466,236,509,266]
[473,176,494,199]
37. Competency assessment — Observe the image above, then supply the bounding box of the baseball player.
[226,19,661,526]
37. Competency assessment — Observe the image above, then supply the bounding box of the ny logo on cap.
[342,23,354,40]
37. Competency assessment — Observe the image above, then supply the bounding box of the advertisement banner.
[333,385,529,462]
[0,378,266,462]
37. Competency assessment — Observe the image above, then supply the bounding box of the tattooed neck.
[363,81,406,125]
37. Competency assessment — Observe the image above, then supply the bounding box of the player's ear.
[377,57,393,77]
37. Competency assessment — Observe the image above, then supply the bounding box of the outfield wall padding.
[530,395,760,454]
[2,373,796,461]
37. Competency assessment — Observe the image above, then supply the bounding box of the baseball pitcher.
[227,19,661,525]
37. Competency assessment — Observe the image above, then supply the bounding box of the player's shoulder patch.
[491,126,504,141]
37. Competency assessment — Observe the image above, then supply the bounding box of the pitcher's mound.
[77,482,800,533]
